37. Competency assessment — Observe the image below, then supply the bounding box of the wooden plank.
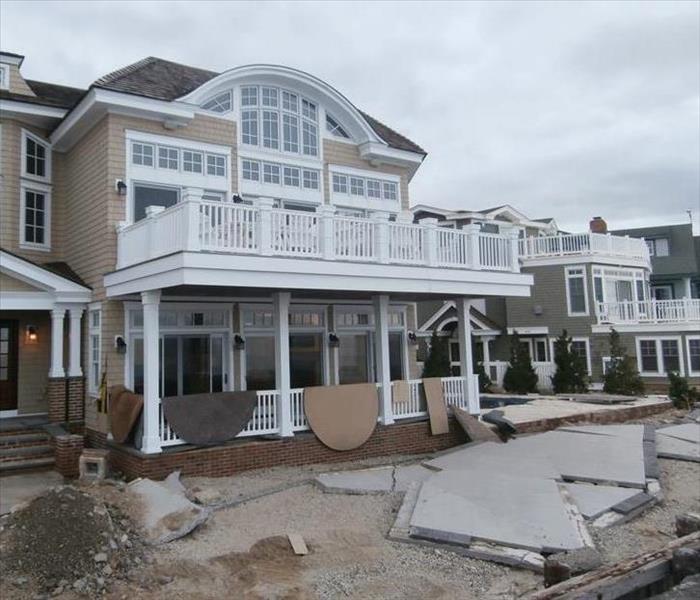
[288,532,308,555]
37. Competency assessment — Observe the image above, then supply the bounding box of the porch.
[596,298,700,325]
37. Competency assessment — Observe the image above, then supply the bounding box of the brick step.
[0,456,56,473]
[0,444,54,460]
[0,432,51,447]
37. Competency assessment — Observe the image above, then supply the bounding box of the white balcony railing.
[157,376,478,447]
[519,232,650,264]
[117,199,519,273]
[597,299,700,325]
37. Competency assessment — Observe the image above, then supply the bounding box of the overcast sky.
[2,0,698,233]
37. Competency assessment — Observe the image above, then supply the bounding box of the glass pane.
[661,340,680,373]
[134,185,178,222]
[290,333,323,388]
[212,337,223,392]
[339,333,369,384]
[689,340,700,372]
[568,277,586,313]
[640,340,657,372]
[133,338,144,394]
[162,336,179,397]
[246,336,275,390]
[389,332,403,381]
[182,336,211,395]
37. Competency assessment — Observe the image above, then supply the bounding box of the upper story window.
[20,184,51,250]
[240,85,318,158]
[331,171,398,204]
[131,141,226,178]
[646,237,669,257]
[241,157,320,191]
[201,91,232,113]
[22,130,51,181]
[326,114,349,138]
[565,266,588,316]
[0,64,8,90]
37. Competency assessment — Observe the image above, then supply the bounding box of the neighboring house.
[610,223,700,301]
[0,51,532,474]
[415,206,700,392]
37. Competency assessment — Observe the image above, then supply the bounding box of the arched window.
[326,113,349,139]
[201,91,232,113]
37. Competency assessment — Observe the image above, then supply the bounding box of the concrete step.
[0,444,53,460]
[0,456,55,473]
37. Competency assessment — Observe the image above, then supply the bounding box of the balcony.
[519,232,650,266]
[596,299,700,325]
[116,199,520,273]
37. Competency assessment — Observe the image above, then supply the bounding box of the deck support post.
[456,297,477,413]
[373,294,394,425]
[141,289,162,454]
[49,307,66,378]
[273,291,293,437]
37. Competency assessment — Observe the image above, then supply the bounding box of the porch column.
[482,337,491,365]
[141,290,162,454]
[373,294,394,425]
[683,277,692,299]
[456,297,477,410]
[49,307,66,378]
[273,291,293,437]
[67,306,84,377]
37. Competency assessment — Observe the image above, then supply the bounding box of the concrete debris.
[544,547,603,586]
[658,423,700,444]
[452,407,502,443]
[287,532,309,555]
[481,409,517,438]
[676,513,700,538]
[656,431,700,463]
[563,483,640,520]
[652,574,700,600]
[671,547,700,580]
[127,478,210,545]
[161,470,187,495]
[315,464,433,494]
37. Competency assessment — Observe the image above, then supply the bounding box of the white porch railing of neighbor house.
[519,232,650,263]
[597,299,700,325]
[157,375,478,447]
[483,361,556,391]
[117,199,519,272]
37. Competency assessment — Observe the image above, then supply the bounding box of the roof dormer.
[0,51,36,97]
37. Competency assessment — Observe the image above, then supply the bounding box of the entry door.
[0,320,19,412]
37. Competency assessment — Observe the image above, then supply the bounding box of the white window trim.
[570,337,592,375]
[329,164,401,212]
[635,336,684,377]
[0,64,9,90]
[565,265,589,317]
[88,305,102,396]
[20,129,52,183]
[686,335,700,377]
[19,182,52,251]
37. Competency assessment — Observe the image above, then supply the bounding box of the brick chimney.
[589,216,607,234]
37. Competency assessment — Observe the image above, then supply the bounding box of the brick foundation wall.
[53,434,84,478]
[67,376,85,423]
[47,377,67,423]
[87,418,468,480]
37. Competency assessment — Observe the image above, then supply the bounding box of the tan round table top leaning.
[304,383,379,451]
[108,386,143,444]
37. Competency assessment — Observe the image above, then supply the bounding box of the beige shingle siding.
[7,64,36,97]
[0,272,39,291]
[323,139,411,210]
[0,119,64,262]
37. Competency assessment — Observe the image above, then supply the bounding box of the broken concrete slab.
[657,434,700,462]
[0,470,64,516]
[657,423,700,444]
[611,491,654,515]
[558,424,645,442]
[563,483,640,520]
[315,466,394,494]
[453,407,502,443]
[409,467,591,553]
[393,464,434,492]
[127,478,210,544]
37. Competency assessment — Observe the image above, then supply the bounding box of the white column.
[482,337,491,365]
[683,277,692,299]
[373,294,394,425]
[258,197,275,256]
[67,306,84,377]
[317,204,336,261]
[456,297,477,412]
[373,211,390,264]
[141,290,162,454]
[418,217,438,266]
[273,291,293,437]
[465,224,482,270]
[182,187,204,252]
[49,307,66,378]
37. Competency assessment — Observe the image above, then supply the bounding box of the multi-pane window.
[646,238,670,257]
[638,338,683,375]
[566,267,588,316]
[332,174,348,194]
[241,85,317,157]
[326,114,349,138]
[302,169,319,190]
[206,154,226,177]
[661,339,680,373]
[182,150,203,173]
[201,91,232,113]
[88,309,102,396]
[688,338,700,375]
[242,159,260,181]
[570,340,589,373]
[283,166,300,187]
[158,147,179,170]
[331,172,399,203]
[25,135,48,177]
[593,275,604,303]
[22,189,48,246]
[639,340,658,373]
[132,142,154,166]
[263,163,281,184]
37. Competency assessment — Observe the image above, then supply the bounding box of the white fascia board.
[104,252,533,298]
[0,291,55,310]
[591,323,699,334]
[0,99,67,120]
[418,300,455,331]
[0,53,23,67]
[507,326,549,335]
[0,251,90,294]
[521,255,651,270]
[51,88,195,151]
[358,141,424,167]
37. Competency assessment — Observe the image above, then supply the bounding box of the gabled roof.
[92,56,425,155]
[0,247,90,289]
[0,79,85,109]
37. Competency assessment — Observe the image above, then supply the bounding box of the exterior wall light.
[25,325,38,343]
[328,332,340,347]
[234,334,246,350]
[114,335,127,354]
[407,331,418,345]
[115,180,127,196]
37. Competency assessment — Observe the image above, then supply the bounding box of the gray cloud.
[1,0,698,232]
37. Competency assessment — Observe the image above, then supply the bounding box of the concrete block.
[315,466,394,494]
[657,435,700,462]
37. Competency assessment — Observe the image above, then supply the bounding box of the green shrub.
[422,330,451,378]
[603,329,645,396]
[667,371,699,410]
[475,362,493,393]
[503,333,538,393]
[551,329,589,393]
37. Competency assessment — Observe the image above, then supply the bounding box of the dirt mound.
[0,485,147,596]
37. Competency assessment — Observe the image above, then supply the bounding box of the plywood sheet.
[108,386,143,443]
[304,383,378,451]
[161,391,258,446]
[423,377,449,435]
